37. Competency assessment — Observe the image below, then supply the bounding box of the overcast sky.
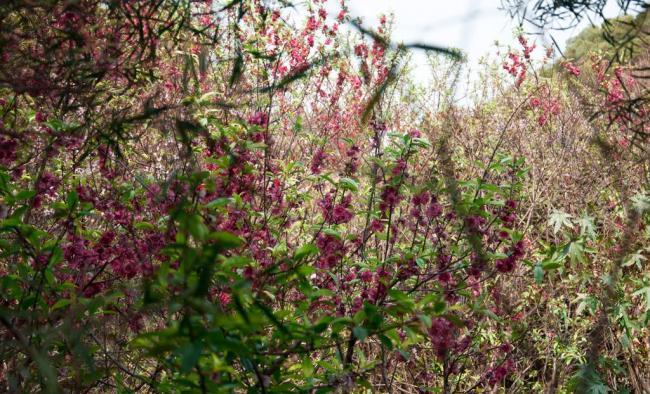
[323,0,624,83]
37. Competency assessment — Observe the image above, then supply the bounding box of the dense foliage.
[563,11,649,63]
[0,1,648,393]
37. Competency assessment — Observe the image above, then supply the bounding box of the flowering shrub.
[0,0,648,393]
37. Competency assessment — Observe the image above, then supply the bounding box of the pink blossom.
[310,148,327,174]
[563,62,581,76]
[248,111,269,127]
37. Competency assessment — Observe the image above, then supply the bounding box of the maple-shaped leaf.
[622,251,646,268]
[631,194,650,214]
[549,210,573,234]
[632,285,650,312]
[576,214,597,239]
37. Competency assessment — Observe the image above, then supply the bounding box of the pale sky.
[324,0,624,83]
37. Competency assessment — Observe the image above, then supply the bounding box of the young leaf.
[352,326,368,341]
[549,210,573,234]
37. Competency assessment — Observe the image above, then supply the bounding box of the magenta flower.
[310,148,327,174]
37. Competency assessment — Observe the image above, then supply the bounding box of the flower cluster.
[248,111,269,127]
[0,137,17,166]
[503,36,536,88]
[529,91,561,126]
[563,61,581,77]
[344,144,360,175]
[487,358,515,386]
[428,317,458,359]
[503,53,526,88]
[311,148,327,174]
[315,232,346,269]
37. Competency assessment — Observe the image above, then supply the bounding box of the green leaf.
[294,244,319,260]
[566,241,586,264]
[444,314,467,327]
[361,61,397,124]
[208,231,242,249]
[206,198,233,209]
[14,189,36,201]
[339,178,359,192]
[43,119,66,132]
[569,364,610,394]
[134,221,155,231]
[179,342,203,373]
[432,300,446,315]
[411,137,431,149]
[352,326,368,341]
[576,214,596,239]
[322,228,342,240]
[542,261,561,271]
[378,334,394,350]
[44,269,55,285]
[66,190,79,210]
[404,43,463,59]
[418,314,432,328]
[186,214,208,241]
[549,210,573,234]
[301,357,314,377]
[622,251,645,268]
[632,286,650,311]
[48,246,63,265]
[51,299,72,311]
[534,264,544,283]
[631,194,650,213]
